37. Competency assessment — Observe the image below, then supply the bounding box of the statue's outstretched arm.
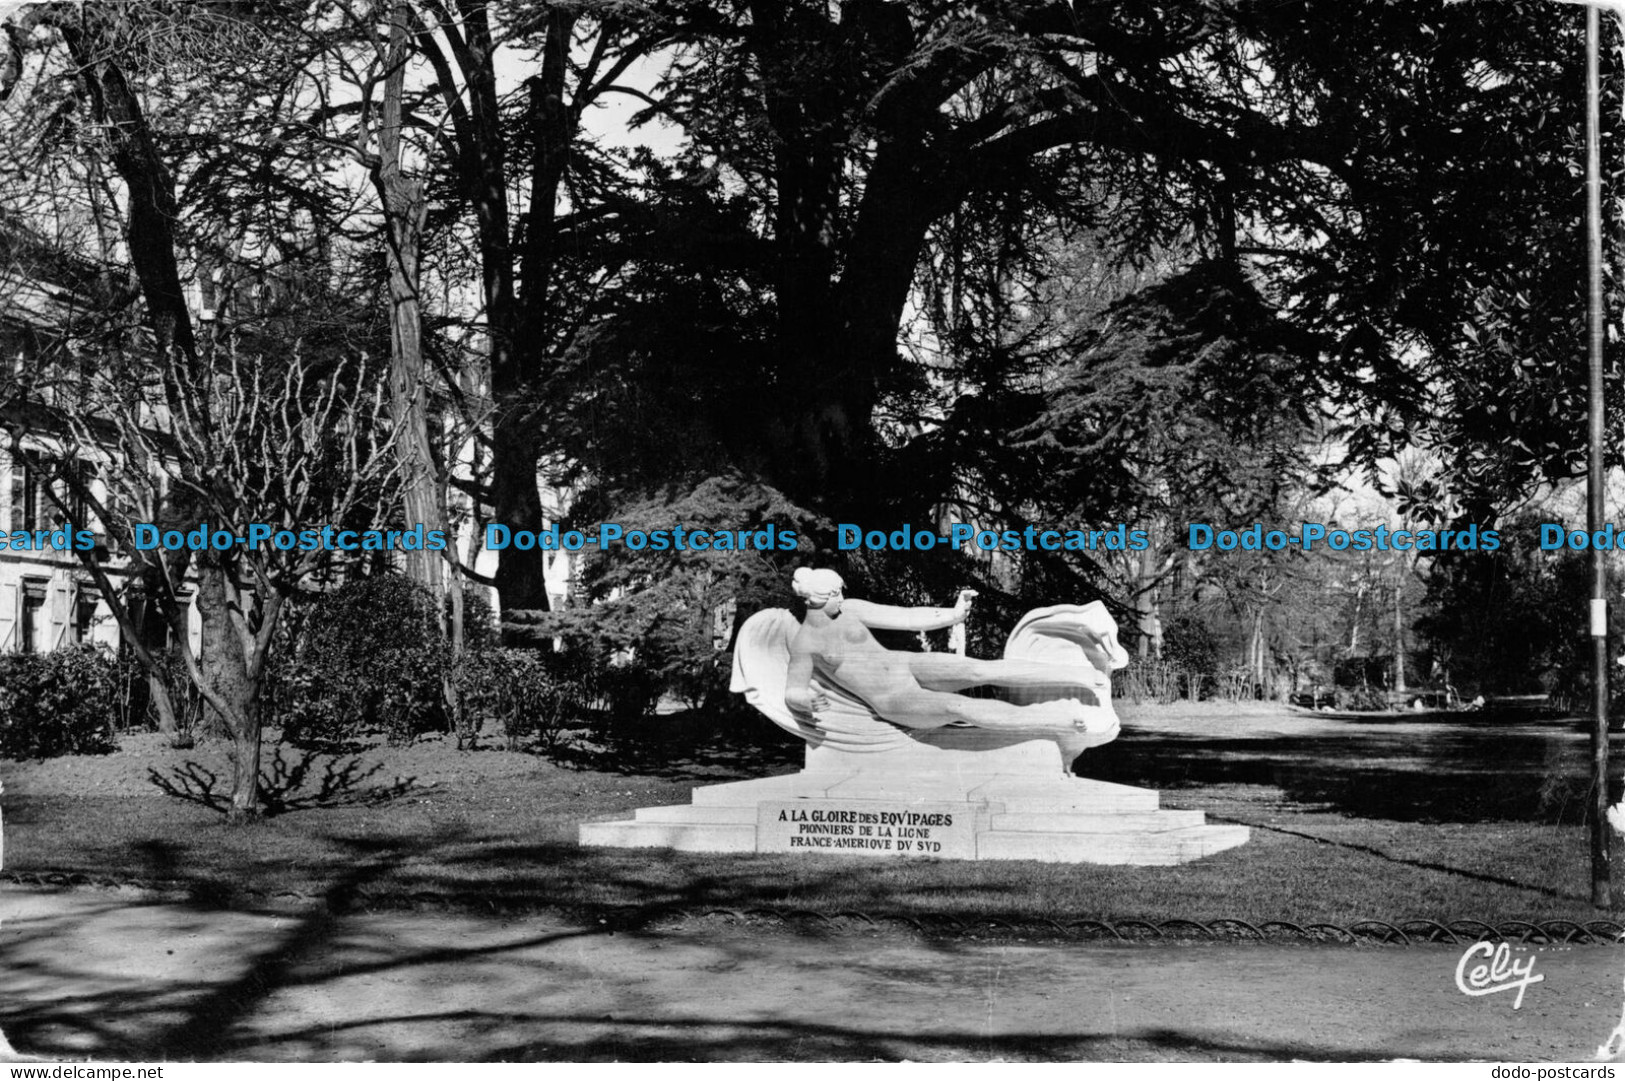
[845,590,974,633]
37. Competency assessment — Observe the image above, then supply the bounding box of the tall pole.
[1585,3,1612,909]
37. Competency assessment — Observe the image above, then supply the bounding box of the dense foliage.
[1417,515,1608,700]
[274,575,619,749]
[0,646,118,759]
[275,577,448,749]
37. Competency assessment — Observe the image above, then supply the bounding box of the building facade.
[0,219,200,656]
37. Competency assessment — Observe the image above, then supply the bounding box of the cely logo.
[1455,942,1544,1009]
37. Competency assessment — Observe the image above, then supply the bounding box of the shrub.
[1336,684,1390,712]
[275,576,448,749]
[452,587,499,652]
[1115,659,1183,704]
[1162,616,1219,676]
[514,475,804,719]
[455,648,586,751]
[113,648,208,740]
[0,646,118,758]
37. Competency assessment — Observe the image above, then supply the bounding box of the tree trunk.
[132,571,194,745]
[147,670,192,748]
[1136,545,1160,660]
[60,19,198,384]
[1392,557,1407,694]
[59,15,214,750]
[1250,606,1266,695]
[433,2,554,629]
[196,560,260,822]
[1347,579,1367,655]
[375,3,444,597]
[765,155,945,512]
[490,426,551,623]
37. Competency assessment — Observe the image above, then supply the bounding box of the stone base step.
[626,804,1204,833]
[975,824,1250,865]
[979,786,1159,814]
[688,775,1160,814]
[579,818,757,853]
[579,803,1248,866]
[988,810,1205,833]
[635,804,759,824]
[691,775,854,805]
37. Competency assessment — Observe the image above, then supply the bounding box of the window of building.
[8,455,93,534]
[67,465,89,530]
[71,591,99,644]
[19,579,46,654]
[10,459,36,532]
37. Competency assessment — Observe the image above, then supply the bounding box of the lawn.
[3,701,1620,930]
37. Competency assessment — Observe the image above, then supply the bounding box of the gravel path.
[2,885,1622,1062]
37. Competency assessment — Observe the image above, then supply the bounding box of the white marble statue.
[731,568,1127,757]
[586,571,1250,862]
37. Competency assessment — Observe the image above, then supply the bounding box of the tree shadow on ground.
[8,709,1615,1062]
[442,1023,1430,1063]
[148,747,423,817]
[0,852,1486,1063]
[4,716,1606,1065]
[1082,717,1617,825]
[0,835,886,1060]
[12,709,1605,917]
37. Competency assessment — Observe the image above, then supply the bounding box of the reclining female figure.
[783,568,1108,733]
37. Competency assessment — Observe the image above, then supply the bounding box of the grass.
[4,701,1622,928]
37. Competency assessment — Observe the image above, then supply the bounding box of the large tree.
[590,1,1618,536]
[2,1,396,818]
[328,0,684,626]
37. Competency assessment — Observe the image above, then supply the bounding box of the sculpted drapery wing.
[729,601,1128,756]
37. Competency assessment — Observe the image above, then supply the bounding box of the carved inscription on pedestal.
[757,800,977,858]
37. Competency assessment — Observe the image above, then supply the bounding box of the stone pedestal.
[578,733,1247,865]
